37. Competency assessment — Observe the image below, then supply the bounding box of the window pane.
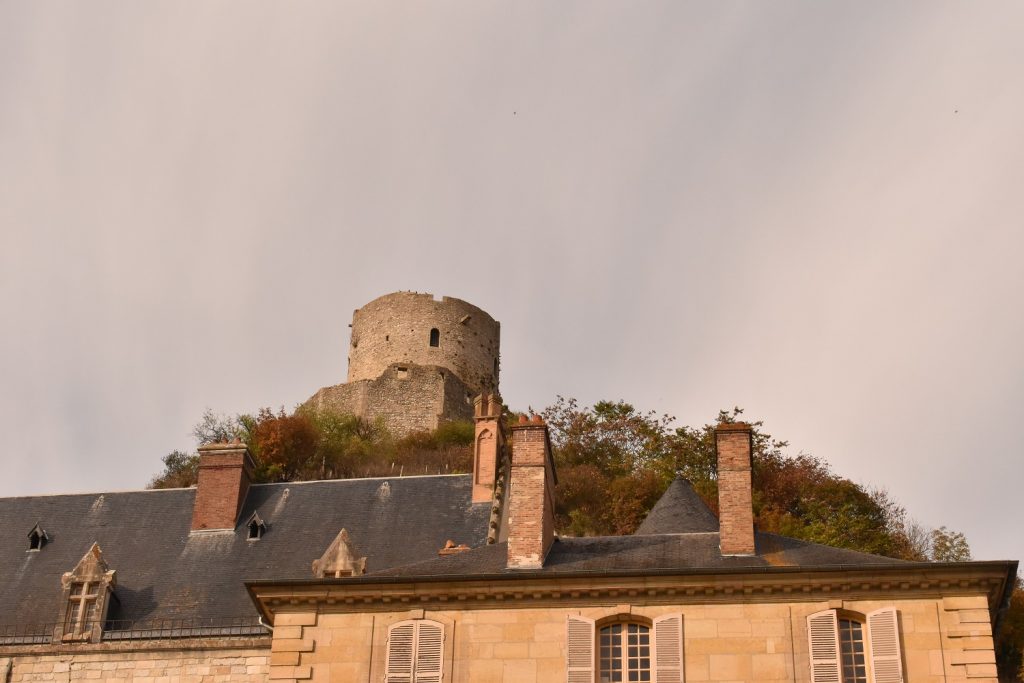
[838,619,868,683]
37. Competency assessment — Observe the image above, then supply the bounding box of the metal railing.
[0,616,267,645]
[102,616,267,641]
[0,622,56,645]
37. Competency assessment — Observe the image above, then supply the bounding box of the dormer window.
[27,523,48,551]
[65,581,101,638]
[57,543,116,643]
[246,513,267,541]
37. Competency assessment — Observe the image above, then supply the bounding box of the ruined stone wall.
[305,364,474,434]
[346,293,500,396]
[0,643,268,682]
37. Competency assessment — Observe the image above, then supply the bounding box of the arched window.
[808,608,903,683]
[600,622,651,681]
[429,328,440,347]
[567,614,682,683]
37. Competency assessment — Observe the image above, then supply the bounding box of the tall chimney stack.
[715,422,756,555]
[506,415,557,569]
[190,440,255,532]
[472,393,504,503]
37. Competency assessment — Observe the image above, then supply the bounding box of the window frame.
[807,608,904,683]
[597,619,653,682]
[566,613,684,683]
[836,612,870,683]
[384,618,445,683]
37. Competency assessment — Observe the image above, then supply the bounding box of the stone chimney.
[715,422,756,555]
[472,393,505,503]
[190,440,255,532]
[506,414,557,569]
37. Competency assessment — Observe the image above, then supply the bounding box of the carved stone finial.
[311,528,367,578]
[61,542,116,589]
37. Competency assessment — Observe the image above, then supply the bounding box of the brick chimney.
[472,393,504,503]
[190,440,255,532]
[506,414,557,569]
[715,422,756,555]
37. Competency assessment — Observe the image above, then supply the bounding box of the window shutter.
[867,608,903,683]
[385,622,415,683]
[653,614,684,683]
[566,615,595,683]
[807,610,842,683]
[414,621,445,683]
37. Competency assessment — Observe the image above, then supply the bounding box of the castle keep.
[304,292,500,435]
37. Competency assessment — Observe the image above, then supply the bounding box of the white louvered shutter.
[385,622,415,683]
[867,608,903,683]
[653,614,684,683]
[414,620,445,683]
[807,610,842,683]
[566,615,595,683]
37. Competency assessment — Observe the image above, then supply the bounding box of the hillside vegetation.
[149,398,1021,681]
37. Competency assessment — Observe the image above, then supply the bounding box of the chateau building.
[0,293,1016,682]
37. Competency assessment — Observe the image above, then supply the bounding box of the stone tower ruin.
[304,292,500,435]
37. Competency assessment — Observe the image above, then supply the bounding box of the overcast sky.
[1,2,1021,564]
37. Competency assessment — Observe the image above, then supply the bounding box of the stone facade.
[346,292,500,395]
[306,363,476,436]
[1,644,268,682]
[251,590,1001,683]
[304,292,500,436]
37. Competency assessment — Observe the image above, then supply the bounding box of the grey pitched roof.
[0,475,489,627]
[369,532,907,580]
[635,478,719,535]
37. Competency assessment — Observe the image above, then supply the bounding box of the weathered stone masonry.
[304,292,501,435]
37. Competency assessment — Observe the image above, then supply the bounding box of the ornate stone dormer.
[55,543,116,643]
[311,529,367,578]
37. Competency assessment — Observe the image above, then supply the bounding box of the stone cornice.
[247,561,1016,625]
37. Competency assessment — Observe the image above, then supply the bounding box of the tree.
[930,526,972,562]
[148,451,199,489]
[191,408,243,445]
[541,400,950,562]
[148,405,475,489]
[542,397,677,536]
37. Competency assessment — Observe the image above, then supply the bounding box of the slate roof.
[0,475,489,627]
[634,478,719,535]
[368,532,907,580]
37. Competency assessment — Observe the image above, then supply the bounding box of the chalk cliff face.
[304,292,500,435]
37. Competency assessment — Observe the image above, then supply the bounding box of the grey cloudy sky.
[1,2,1021,564]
